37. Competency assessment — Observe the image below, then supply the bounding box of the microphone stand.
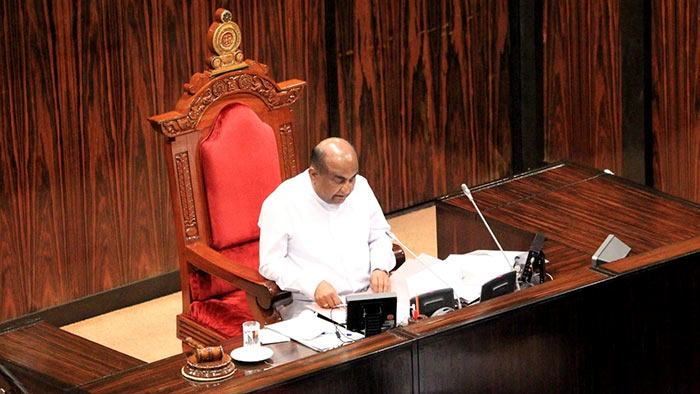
[386,231,461,310]
[460,184,520,291]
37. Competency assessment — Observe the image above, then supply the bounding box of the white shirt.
[258,169,396,301]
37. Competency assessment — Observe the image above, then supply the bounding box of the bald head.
[309,138,359,204]
[310,138,358,174]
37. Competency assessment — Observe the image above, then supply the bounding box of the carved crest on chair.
[207,9,247,76]
[158,70,304,138]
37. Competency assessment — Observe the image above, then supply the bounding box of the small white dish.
[230,346,274,363]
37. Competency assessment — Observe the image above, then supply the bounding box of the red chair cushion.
[190,290,254,337]
[189,240,260,337]
[200,102,282,250]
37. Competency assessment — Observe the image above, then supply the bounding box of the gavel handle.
[184,336,205,350]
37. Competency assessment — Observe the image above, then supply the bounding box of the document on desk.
[265,311,363,352]
[306,296,349,324]
[445,250,528,301]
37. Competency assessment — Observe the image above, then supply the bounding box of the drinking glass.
[242,321,260,348]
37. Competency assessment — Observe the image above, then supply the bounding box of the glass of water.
[242,321,260,348]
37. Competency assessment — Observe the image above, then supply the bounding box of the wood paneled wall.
[542,0,622,173]
[541,0,699,204]
[0,0,326,322]
[651,1,700,203]
[333,0,513,212]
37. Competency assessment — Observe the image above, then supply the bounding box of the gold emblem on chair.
[207,9,247,75]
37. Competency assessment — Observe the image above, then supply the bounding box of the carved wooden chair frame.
[149,9,304,347]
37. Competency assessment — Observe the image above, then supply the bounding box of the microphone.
[522,232,546,284]
[385,231,461,310]
[460,183,514,273]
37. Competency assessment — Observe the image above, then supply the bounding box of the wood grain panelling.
[651,1,700,204]
[543,1,622,174]
[227,0,327,170]
[0,0,326,322]
[334,0,512,213]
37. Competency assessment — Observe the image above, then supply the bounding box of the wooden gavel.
[185,337,224,363]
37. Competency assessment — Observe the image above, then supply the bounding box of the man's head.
[308,138,359,205]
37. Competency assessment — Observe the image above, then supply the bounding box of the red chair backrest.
[200,102,282,250]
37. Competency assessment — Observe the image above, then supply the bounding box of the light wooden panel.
[334,0,513,213]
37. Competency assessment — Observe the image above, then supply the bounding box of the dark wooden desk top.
[81,330,408,393]
[0,319,144,392]
[443,162,700,255]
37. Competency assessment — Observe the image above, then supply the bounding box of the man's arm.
[258,197,323,301]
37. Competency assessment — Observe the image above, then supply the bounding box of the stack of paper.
[265,311,363,352]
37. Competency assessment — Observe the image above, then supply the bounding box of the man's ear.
[308,165,318,179]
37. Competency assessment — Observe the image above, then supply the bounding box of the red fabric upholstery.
[192,103,280,336]
[200,102,282,250]
[188,231,261,337]
[190,290,253,337]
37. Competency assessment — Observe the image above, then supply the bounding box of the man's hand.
[314,280,342,308]
[370,269,391,293]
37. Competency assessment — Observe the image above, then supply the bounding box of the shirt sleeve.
[364,181,396,273]
[258,193,322,300]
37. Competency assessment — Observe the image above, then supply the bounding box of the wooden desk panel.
[453,163,598,211]
[599,235,700,275]
[82,331,411,394]
[428,162,700,393]
[0,320,144,392]
[440,162,700,257]
[415,248,700,394]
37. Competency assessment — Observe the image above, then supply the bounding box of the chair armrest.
[184,242,291,309]
[392,244,406,273]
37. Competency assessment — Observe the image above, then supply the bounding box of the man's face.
[310,156,359,205]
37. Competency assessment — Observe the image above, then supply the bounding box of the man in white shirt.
[258,137,395,318]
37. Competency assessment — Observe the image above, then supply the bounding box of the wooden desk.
[428,161,700,393]
[0,319,144,393]
[2,162,698,393]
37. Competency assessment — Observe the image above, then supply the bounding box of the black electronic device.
[410,288,455,317]
[346,292,397,337]
[521,232,547,284]
[480,271,517,302]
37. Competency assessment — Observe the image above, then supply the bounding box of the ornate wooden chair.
[150,9,404,349]
[149,10,304,348]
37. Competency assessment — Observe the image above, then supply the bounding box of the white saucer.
[230,346,274,363]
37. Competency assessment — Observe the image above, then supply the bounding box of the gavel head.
[194,345,224,362]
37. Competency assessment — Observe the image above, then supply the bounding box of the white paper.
[259,327,291,344]
[265,310,363,352]
[445,250,527,302]
[306,296,349,324]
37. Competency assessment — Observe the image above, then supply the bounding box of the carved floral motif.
[175,152,199,240]
[279,123,298,179]
[160,73,304,138]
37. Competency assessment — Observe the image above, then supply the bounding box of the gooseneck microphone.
[460,184,513,273]
[385,231,461,309]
